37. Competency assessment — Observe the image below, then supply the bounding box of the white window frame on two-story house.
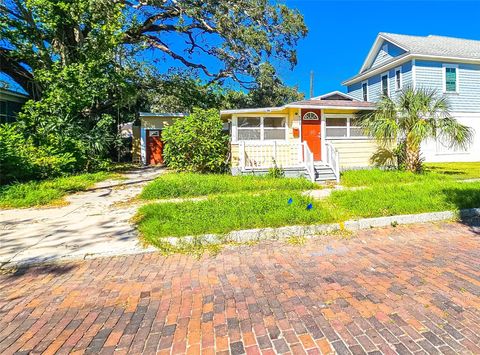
[442,64,459,93]
[361,81,369,101]
[394,67,402,91]
[380,72,389,97]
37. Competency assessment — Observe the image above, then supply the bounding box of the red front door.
[301,109,322,160]
[147,130,164,165]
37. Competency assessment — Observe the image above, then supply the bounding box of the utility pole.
[309,70,314,98]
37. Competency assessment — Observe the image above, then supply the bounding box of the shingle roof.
[381,32,480,59]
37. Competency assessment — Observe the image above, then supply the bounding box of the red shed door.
[147,130,164,165]
[301,109,322,160]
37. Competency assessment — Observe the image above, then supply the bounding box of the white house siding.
[421,113,480,162]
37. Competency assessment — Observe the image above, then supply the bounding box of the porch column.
[320,110,327,161]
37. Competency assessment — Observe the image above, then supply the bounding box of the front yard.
[135,162,480,249]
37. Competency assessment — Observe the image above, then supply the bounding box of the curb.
[162,207,480,246]
[2,208,478,270]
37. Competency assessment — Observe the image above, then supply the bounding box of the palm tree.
[359,87,473,172]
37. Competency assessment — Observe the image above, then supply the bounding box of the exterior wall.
[132,126,141,163]
[421,113,480,162]
[347,61,413,102]
[228,108,300,169]
[415,60,480,112]
[369,41,406,70]
[327,139,378,169]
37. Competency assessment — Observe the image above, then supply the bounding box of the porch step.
[308,163,337,183]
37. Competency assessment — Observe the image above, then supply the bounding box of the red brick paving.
[0,221,479,354]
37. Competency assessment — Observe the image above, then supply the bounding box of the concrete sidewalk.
[0,167,163,268]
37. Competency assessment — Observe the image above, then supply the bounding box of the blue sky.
[4,1,480,97]
[282,0,480,97]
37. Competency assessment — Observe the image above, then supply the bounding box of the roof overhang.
[139,112,186,118]
[311,91,357,101]
[220,107,286,115]
[286,104,374,111]
[343,53,480,86]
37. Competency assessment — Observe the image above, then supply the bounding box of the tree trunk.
[405,143,421,173]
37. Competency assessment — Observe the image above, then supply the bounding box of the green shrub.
[0,124,75,184]
[266,160,285,178]
[162,108,229,173]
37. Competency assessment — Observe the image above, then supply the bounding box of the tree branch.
[0,48,40,99]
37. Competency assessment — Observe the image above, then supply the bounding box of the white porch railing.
[325,141,340,182]
[302,141,315,182]
[238,141,317,182]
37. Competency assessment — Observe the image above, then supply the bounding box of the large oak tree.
[1,0,307,100]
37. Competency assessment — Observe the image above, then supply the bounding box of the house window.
[303,112,319,120]
[236,116,286,141]
[237,117,261,140]
[349,118,364,137]
[326,117,348,138]
[395,68,402,90]
[362,82,368,102]
[326,116,366,138]
[444,66,458,92]
[381,74,389,96]
[264,117,286,140]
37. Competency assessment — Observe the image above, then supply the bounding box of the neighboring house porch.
[220,92,377,182]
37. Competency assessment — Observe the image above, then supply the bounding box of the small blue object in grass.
[306,203,313,210]
[287,198,293,205]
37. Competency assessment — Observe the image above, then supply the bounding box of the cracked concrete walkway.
[0,167,164,268]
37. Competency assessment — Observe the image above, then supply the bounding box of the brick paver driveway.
[1,221,479,355]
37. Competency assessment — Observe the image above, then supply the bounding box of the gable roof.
[345,33,480,85]
[311,91,357,101]
[381,33,480,59]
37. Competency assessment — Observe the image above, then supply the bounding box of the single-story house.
[220,91,377,182]
[133,92,378,182]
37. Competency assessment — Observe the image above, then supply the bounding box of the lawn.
[140,172,317,199]
[137,191,336,243]
[0,172,119,208]
[135,163,480,248]
[341,162,480,187]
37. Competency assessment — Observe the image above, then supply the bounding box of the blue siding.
[347,61,413,102]
[347,82,362,101]
[369,41,406,70]
[415,60,480,112]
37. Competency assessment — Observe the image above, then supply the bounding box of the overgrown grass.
[0,172,118,208]
[140,172,317,199]
[136,163,480,249]
[341,162,480,187]
[136,191,336,240]
[326,180,480,219]
[425,162,480,180]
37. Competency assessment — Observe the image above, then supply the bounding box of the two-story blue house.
[343,32,480,163]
